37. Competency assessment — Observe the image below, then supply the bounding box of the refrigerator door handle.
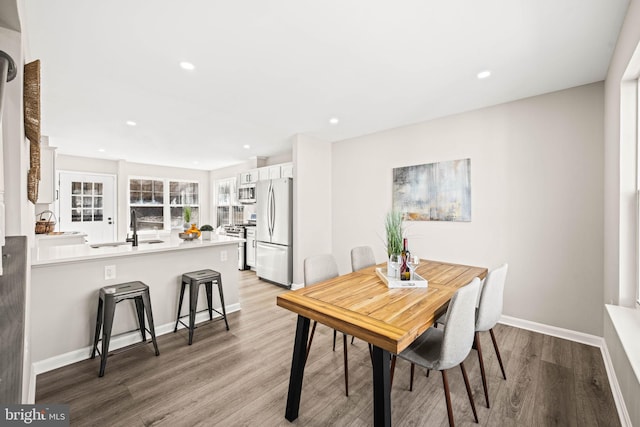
[270,184,276,237]
[267,181,274,239]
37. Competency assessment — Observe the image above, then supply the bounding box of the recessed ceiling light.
[180,61,195,71]
[243,144,251,149]
[193,160,199,165]
[329,117,339,125]
[98,148,105,153]
[477,70,491,79]
[126,120,137,126]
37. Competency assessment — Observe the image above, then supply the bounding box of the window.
[129,177,199,231]
[71,180,104,222]
[214,177,242,226]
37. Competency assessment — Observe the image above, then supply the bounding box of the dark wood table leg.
[285,315,310,422]
[372,345,391,427]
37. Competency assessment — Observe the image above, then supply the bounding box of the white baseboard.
[499,315,603,347]
[31,303,241,377]
[599,338,632,427]
[290,282,304,290]
[27,365,36,404]
[499,314,630,426]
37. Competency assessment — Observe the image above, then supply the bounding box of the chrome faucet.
[126,210,139,247]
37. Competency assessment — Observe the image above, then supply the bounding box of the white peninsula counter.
[30,234,243,373]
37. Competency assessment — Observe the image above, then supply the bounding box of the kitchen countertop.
[32,234,244,266]
[35,231,87,240]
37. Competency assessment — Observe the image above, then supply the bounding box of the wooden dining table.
[276,259,487,427]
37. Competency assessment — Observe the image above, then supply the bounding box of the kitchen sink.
[90,239,164,248]
[90,242,130,248]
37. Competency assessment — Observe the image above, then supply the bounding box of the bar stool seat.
[174,269,230,345]
[90,281,160,377]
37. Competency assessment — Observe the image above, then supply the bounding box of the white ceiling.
[22,0,629,171]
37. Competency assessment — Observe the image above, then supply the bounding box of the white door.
[58,172,116,243]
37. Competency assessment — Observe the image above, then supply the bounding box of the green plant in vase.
[200,224,213,240]
[183,206,192,230]
[385,210,404,279]
[385,210,403,256]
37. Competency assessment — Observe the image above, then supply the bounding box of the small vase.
[202,230,212,240]
[388,254,401,279]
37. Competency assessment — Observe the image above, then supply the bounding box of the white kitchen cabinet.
[268,165,281,180]
[246,226,256,268]
[281,163,293,178]
[258,167,270,181]
[37,145,57,204]
[256,163,292,181]
[239,169,258,185]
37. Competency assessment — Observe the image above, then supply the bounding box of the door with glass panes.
[58,172,116,243]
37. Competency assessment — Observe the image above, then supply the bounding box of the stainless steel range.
[223,225,246,270]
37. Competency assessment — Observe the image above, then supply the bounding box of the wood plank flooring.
[35,271,621,426]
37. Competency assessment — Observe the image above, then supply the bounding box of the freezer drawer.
[256,242,292,287]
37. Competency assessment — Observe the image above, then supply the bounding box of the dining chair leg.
[460,362,479,423]
[475,332,490,408]
[342,333,349,396]
[426,369,430,377]
[441,370,455,427]
[304,321,317,364]
[333,329,337,351]
[390,355,396,387]
[409,363,415,391]
[351,335,355,345]
[490,328,507,380]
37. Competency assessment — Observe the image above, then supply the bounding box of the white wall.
[292,134,332,285]
[265,151,292,166]
[1,26,32,239]
[604,0,640,308]
[332,83,604,336]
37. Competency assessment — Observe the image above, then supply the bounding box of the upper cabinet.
[268,165,281,180]
[258,167,270,181]
[281,163,294,178]
[239,169,258,185]
[256,162,293,181]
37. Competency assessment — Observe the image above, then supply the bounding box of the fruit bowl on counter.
[178,232,198,241]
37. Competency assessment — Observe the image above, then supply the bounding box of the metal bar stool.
[90,281,160,377]
[174,269,230,345]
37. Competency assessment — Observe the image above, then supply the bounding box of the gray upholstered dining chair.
[392,277,481,427]
[303,254,350,396]
[436,263,508,408]
[350,246,376,272]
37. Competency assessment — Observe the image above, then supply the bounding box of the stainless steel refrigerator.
[256,178,292,287]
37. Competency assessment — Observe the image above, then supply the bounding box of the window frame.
[128,176,200,232]
[636,78,640,308]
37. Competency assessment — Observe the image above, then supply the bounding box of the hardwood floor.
[36,270,621,426]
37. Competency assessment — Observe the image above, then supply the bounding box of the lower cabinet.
[246,226,256,268]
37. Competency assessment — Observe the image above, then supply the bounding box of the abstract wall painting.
[392,158,471,222]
